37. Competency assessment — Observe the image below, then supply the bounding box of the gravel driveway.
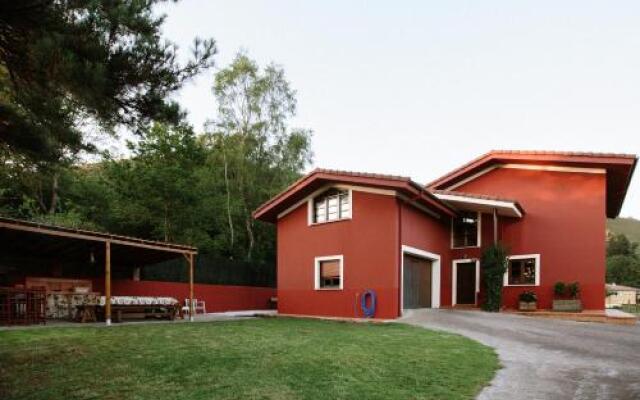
[401,309,640,400]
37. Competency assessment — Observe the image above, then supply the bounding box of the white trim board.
[503,254,541,287]
[434,193,522,218]
[314,255,344,290]
[451,259,480,306]
[400,245,441,314]
[445,163,606,191]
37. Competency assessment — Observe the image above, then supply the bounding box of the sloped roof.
[253,168,455,223]
[431,190,524,218]
[427,150,637,218]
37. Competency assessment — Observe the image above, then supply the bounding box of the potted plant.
[518,290,537,311]
[552,281,583,312]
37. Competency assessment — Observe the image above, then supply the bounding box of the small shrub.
[553,282,566,298]
[518,290,537,303]
[567,282,580,299]
[481,242,509,312]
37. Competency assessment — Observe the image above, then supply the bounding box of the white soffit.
[433,193,523,218]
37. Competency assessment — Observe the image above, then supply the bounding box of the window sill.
[309,217,352,227]
[505,284,539,287]
[451,245,480,250]
[314,288,343,291]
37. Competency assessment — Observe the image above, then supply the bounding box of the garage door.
[403,254,432,309]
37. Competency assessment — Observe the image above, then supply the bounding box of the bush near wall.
[481,243,509,312]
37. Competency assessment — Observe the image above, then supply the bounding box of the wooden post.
[188,253,194,322]
[493,208,498,244]
[105,241,111,326]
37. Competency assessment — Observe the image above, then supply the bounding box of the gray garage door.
[403,254,432,309]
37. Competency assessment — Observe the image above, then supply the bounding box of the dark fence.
[142,254,276,288]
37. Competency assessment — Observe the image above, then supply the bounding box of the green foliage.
[608,218,640,247]
[607,255,640,287]
[607,232,639,257]
[554,282,566,297]
[605,232,640,287]
[481,242,509,312]
[518,290,537,303]
[0,319,499,399]
[553,282,581,299]
[0,0,215,161]
[0,54,312,268]
[567,282,580,299]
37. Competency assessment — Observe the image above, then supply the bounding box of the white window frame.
[451,258,480,306]
[504,254,541,287]
[451,211,482,249]
[400,245,441,314]
[307,188,353,226]
[314,255,344,290]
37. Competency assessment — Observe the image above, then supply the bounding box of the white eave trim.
[445,163,606,191]
[434,193,523,218]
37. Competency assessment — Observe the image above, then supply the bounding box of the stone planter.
[552,299,582,312]
[519,301,537,311]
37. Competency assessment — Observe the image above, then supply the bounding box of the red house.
[253,151,637,319]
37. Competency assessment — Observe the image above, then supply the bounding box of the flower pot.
[519,301,537,311]
[552,299,582,312]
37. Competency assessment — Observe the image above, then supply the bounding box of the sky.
[157,1,640,217]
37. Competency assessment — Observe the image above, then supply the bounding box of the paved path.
[401,309,640,400]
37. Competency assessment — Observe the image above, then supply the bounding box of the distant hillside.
[608,217,640,244]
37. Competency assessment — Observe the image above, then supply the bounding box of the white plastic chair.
[182,298,206,316]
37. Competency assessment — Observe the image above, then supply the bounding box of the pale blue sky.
[158,1,640,217]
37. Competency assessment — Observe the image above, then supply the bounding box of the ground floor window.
[315,255,343,290]
[505,254,540,286]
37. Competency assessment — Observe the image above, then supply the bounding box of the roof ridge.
[489,149,637,159]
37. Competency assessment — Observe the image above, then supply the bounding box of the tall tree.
[606,233,640,286]
[205,53,312,260]
[0,0,216,161]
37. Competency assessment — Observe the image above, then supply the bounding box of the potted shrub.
[518,290,537,311]
[552,281,583,312]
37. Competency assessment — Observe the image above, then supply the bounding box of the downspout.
[493,208,498,244]
[397,198,403,317]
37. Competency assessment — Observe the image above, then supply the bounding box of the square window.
[315,257,343,290]
[452,212,479,248]
[506,256,539,286]
[312,189,350,224]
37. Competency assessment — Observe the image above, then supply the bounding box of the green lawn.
[0,318,498,400]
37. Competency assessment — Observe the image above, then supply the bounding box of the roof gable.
[427,150,637,218]
[253,169,455,223]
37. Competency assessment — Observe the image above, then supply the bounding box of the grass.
[0,318,498,400]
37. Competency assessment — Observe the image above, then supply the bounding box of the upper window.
[312,188,350,224]
[505,255,540,286]
[315,256,343,290]
[452,212,479,248]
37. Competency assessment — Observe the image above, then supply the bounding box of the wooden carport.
[0,217,198,325]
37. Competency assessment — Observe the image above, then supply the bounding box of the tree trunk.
[222,149,235,250]
[47,173,59,215]
[245,215,254,261]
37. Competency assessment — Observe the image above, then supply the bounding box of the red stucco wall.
[455,167,607,310]
[399,201,452,309]
[276,190,400,319]
[93,279,276,312]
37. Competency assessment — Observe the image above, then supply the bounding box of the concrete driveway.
[401,309,640,400]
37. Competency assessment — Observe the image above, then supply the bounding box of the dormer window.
[452,211,480,248]
[312,188,351,224]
